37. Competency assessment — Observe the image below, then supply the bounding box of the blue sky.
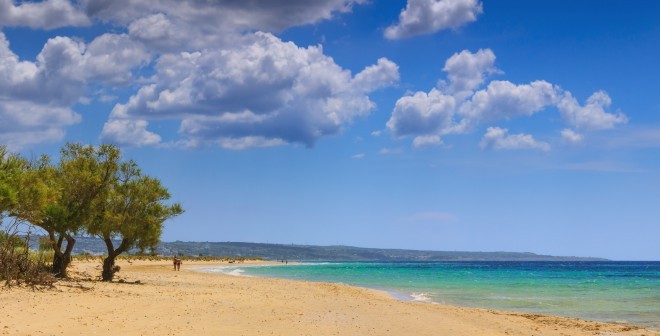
[1,0,659,260]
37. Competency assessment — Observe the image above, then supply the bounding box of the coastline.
[1,260,657,336]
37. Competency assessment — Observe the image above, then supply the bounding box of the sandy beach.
[0,260,657,336]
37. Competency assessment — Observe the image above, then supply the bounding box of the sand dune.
[1,260,657,336]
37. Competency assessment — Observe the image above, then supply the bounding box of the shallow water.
[202,261,660,330]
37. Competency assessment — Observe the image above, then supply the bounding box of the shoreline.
[0,260,657,336]
[193,261,660,331]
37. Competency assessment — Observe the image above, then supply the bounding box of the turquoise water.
[200,261,660,330]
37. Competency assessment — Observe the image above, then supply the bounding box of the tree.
[90,160,183,281]
[0,145,22,216]
[0,147,55,287]
[38,144,120,277]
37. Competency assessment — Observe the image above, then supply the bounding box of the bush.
[0,223,55,288]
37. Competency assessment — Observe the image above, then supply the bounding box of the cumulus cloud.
[385,0,483,40]
[0,0,89,29]
[104,32,399,148]
[443,48,498,98]
[0,128,66,151]
[458,80,561,129]
[0,33,149,104]
[557,91,627,130]
[2,0,392,150]
[0,32,148,147]
[387,89,456,137]
[412,135,442,148]
[76,34,151,85]
[351,58,400,93]
[100,119,161,147]
[0,33,84,147]
[0,100,79,150]
[480,127,550,152]
[561,129,584,145]
[387,49,626,150]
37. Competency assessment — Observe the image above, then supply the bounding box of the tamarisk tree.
[41,144,120,277]
[90,160,183,281]
[0,146,19,215]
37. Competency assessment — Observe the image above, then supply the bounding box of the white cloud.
[387,88,456,137]
[0,33,84,146]
[351,58,400,93]
[77,34,151,85]
[352,153,365,159]
[126,13,240,53]
[412,135,442,148]
[480,127,550,152]
[387,49,625,150]
[560,129,584,145]
[108,32,398,148]
[371,130,382,137]
[217,136,286,150]
[385,0,483,40]
[459,80,561,128]
[0,32,149,147]
[557,91,627,130]
[443,48,498,98]
[0,0,89,29]
[0,101,79,150]
[100,119,161,147]
[0,101,79,132]
[0,33,149,104]
[0,128,65,151]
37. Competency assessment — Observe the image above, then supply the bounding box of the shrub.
[0,222,55,288]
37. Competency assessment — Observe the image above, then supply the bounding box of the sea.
[198,261,660,330]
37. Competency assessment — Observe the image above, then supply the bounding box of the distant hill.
[46,237,607,261]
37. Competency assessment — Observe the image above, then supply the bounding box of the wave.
[410,292,434,303]
[193,266,251,277]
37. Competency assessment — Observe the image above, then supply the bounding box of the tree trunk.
[101,253,116,281]
[50,232,75,278]
[101,238,128,281]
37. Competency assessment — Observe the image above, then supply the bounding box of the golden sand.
[1,260,657,336]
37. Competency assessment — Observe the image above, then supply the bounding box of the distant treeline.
[41,236,606,261]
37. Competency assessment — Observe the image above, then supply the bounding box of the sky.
[1,0,659,260]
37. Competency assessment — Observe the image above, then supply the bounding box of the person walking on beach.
[173,256,182,271]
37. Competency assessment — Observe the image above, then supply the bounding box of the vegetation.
[0,145,21,215]
[89,160,183,281]
[0,143,182,283]
[0,222,55,288]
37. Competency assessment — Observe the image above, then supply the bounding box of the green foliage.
[44,143,121,236]
[91,160,183,252]
[1,142,182,280]
[0,145,24,215]
[38,236,53,252]
[11,155,57,226]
